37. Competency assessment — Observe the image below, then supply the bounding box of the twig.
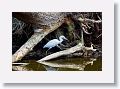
[12,63,29,65]
[97,33,102,38]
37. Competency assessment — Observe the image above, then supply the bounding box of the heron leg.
[60,43,65,47]
[46,47,51,55]
[57,45,62,50]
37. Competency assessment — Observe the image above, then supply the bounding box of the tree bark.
[13,12,66,29]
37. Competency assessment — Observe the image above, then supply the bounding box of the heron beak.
[64,38,68,41]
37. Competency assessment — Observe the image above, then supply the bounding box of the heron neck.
[59,38,63,42]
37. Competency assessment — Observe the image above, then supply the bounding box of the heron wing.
[43,39,60,48]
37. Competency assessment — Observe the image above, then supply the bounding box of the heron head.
[59,35,68,41]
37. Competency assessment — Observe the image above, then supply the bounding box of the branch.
[78,17,102,23]
[81,23,92,34]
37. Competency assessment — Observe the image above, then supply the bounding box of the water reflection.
[12,57,102,71]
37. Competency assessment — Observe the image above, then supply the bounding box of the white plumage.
[43,35,68,53]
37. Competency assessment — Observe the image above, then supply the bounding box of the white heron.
[43,35,68,54]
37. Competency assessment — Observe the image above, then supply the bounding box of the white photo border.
[0,0,114,83]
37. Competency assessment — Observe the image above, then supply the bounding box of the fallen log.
[37,43,96,62]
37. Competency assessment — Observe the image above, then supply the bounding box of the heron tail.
[43,45,46,48]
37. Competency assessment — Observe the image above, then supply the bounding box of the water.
[12,57,102,71]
